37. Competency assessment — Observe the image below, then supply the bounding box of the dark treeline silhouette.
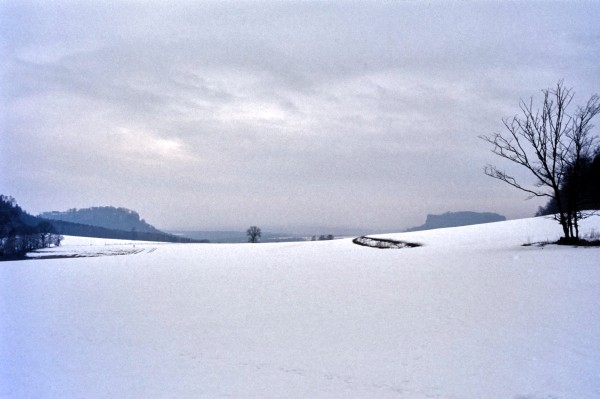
[536,151,600,217]
[1,195,63,258]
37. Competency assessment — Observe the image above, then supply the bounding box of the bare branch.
[483,165,550,198]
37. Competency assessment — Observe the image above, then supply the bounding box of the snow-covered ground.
[1,216,600,398]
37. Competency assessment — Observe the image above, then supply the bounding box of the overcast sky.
[1,1,599,232]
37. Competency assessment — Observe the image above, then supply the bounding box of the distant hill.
[406,211,506,232]
[39,206,163,234]
[36,206,202,243]
[45,219,203,243]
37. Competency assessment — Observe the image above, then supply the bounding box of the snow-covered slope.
[2,216,600,398]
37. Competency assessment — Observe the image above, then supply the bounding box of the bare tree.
[480,81,600,243]
[246,226,261,243]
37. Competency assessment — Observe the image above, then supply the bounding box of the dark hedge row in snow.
[352,236,421,249]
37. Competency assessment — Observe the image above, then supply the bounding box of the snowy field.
[2,216,600,398]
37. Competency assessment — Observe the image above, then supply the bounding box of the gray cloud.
[2,1,599,231]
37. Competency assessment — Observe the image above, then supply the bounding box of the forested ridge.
[39,206,163,234]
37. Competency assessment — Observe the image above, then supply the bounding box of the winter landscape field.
[2,216,600,399]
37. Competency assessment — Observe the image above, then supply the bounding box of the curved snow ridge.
[352,236,422,249]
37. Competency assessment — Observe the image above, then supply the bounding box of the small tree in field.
[480,81,600,243]
[246,226,261,243]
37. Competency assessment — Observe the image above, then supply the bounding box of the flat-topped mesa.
[407,211,506,232]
